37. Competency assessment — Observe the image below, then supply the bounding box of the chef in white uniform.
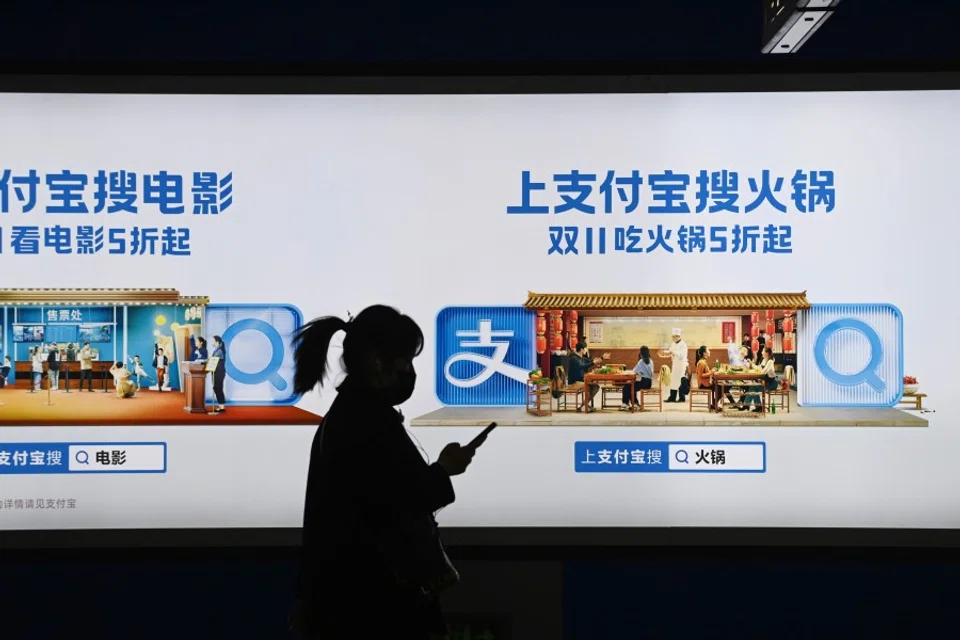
[665,327,688,403]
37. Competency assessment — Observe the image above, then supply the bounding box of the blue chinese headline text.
[0,169,233,257]
[506,169,836,255]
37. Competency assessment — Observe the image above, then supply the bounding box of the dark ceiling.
[2,1,958,69]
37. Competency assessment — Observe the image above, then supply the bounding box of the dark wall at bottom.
[563,558,960,638]
[1,554,959,639]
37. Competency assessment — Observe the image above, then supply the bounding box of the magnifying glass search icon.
[813,318,887,393]
[675,449,689,464]
[221,318,288,391]
[75,450,89,465]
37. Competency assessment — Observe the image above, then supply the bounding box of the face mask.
[382,369,417,406]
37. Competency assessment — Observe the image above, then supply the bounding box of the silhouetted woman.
[290,305,478,639]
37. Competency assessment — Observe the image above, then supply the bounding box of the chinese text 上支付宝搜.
[580,448,665,465]
[507,169,835,215]
[0,448,64,468]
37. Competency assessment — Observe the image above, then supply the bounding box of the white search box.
[68,444,166,473]
[668,443,765,472]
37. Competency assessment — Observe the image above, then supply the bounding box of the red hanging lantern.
[782,334,794,352]
[550,333,564,351]
[536,335,547,354]
[536,314,547,335]
[765,309,775,320]
[750,324,760,339]
[782,316,794,333]
[569,334,578,350]
[765,320,775,336]
[551,315,563,333]
[566,310,578,323]
[751,338,760,354]
[750,311,760,324]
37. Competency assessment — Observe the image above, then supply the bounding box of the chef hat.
[672,328,682,336]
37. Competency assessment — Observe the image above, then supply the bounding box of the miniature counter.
[410,404,928,427]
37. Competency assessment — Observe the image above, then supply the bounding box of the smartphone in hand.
[467,422,497,450]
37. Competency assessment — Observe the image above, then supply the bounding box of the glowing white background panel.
[0,91,956,529]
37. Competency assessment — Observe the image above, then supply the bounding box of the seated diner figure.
[109,362,137,399]
[620,346,654,411]
[694,346,718,411]
[737,349,766,413]
[760,347,780,392]
[567,341,609,413]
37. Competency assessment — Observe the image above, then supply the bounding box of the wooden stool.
[899,393,927,410]
[765,388,791,413]
[689,388,713,412]
[640,386,662,412]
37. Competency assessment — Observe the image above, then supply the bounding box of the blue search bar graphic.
[0,443,167,475]
[575,442,766,473]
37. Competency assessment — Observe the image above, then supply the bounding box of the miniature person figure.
[30,347,44,392]
[662,328,688,403]
[128,355,155,390]
[0,355,11,389]
[109,362,136,399]
[47,343,61,391]
[153,346,169,392]
[79,342,94,391]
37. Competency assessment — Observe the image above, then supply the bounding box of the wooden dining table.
[713,371,766,416]
[584,372,636,412]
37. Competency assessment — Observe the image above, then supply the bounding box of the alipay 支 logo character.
[435,306,536,406]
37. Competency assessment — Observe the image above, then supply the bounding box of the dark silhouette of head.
[292,305,424,405]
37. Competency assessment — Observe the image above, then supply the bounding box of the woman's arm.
[359,412,456,518]
[763,359,776,377]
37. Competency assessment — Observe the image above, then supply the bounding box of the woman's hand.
[437,442,475,476]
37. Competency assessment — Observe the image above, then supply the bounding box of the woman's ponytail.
[292,316,348,395]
